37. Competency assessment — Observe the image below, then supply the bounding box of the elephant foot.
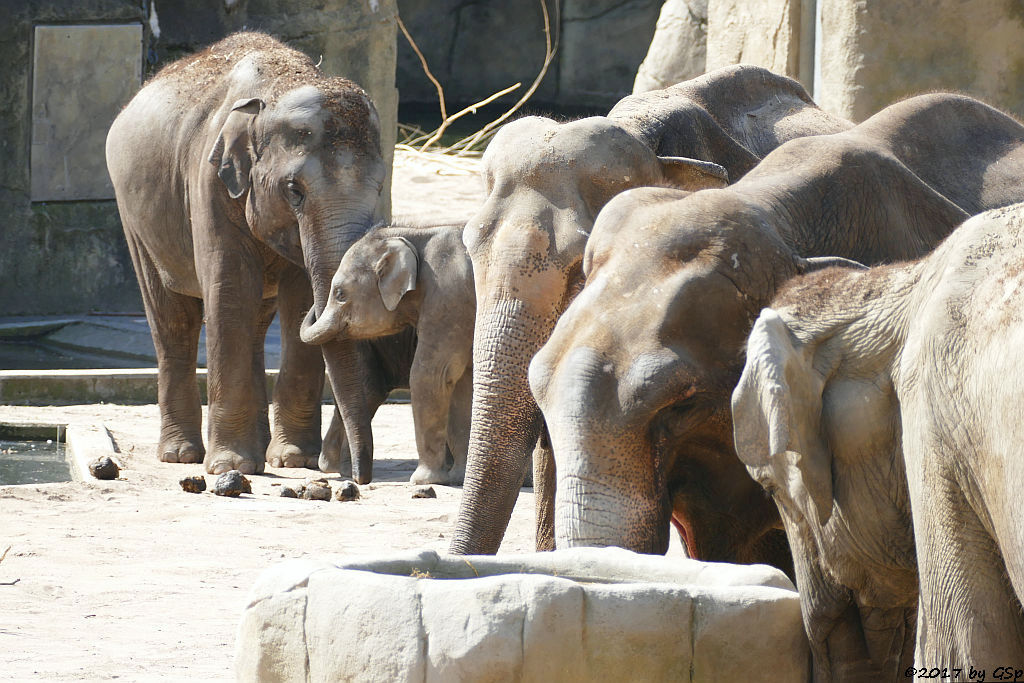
[205,450,265,476]
[318,431,351,476]
[266,440,320,470]
[446,464,466,486]
[410,463,450,485]
[159,437,205,464]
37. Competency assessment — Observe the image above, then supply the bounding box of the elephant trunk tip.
[299,305,334,345]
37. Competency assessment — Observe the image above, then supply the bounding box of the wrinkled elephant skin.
[531,93,1024,576]
[733,204,1024,678]
[301,219,475,485]
[451,65,852,555]
[106,33,385,476]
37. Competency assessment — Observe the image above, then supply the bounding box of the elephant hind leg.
[267,265,324,470]
[124,232,204,464]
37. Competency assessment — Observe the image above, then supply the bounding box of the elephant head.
[208,69,386,482]
[530,186,807,564]
[300,230,419,343]
[450,114,728,554]
[731,266,919,681]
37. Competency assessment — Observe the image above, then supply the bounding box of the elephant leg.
[445,368,472,485]
[533,424,556,552]
[200,247,269,475]
[124,231,204,464]
[320,405,351,477]
[267,265,324,469]
[912,449,1024,668]
[408,353,458,485]
[320,341,389,481]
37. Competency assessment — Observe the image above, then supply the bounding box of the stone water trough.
[236,547,809,682]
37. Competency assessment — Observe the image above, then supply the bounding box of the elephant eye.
[285,180,305,208]
[333,285,346,303]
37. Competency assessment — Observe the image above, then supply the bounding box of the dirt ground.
[0,150,520,681]
[0,403,540,681]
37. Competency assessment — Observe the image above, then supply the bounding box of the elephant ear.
[208,97,263,199]
[375,237,418,311]
[657,156,729,191]
[732,308,835,525]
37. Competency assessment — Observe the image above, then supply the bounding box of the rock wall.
[633,0,708,94]
[395,0,663,109]
[705,0,1024,122]
[0,1,145,317]
[237,548,810,682]
[815,0,1024,121]
[705,0,808,86]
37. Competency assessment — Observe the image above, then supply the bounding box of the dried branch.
[445,0,560,155]
[397,0,560,155]
[397,14,447,123]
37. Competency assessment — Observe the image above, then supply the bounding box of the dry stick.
[0,545,17,586]
[397,14,446,124]
[412,82,523,152]
[445,0,560,156]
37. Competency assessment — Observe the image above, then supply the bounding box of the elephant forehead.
[618,349,688,410]
[275,85,327,124]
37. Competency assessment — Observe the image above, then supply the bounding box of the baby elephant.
[301,220,474,485]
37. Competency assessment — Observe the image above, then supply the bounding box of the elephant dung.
[301,479,332,502]
[411,486,436,499]
[279,486,300,499]
[212,470,251,497]
[88,457,119,480]
[334,481,360,502]
[179,476,207,494]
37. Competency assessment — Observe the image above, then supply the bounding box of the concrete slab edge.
[0,369,410,405]
[65,424,118,482]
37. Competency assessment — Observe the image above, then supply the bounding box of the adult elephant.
[451,64,851,555]
[529,94,1024,573]
[733,204,1024,678]
[107,33,385,478]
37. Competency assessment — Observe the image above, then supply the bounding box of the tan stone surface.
[633,0,708,94]
[816,0,1024,121]
[706,0,802,80]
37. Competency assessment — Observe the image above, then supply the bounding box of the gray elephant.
[529,93,1024,575]
[451,64,852,555]
[732,203,1024,678]
[301,219,474,485]
[106,33,385,476]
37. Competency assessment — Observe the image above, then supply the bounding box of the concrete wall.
[0,1,145,317]
[0,0,396,317]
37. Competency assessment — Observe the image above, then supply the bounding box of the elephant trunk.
[299,301,341,345]
[449,299,553,555]
[304,212,376,483]
[549,418,671,554]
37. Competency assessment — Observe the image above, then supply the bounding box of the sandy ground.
[0,150,523,681]
[0,403,539,682]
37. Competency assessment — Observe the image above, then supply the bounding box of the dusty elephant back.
[849,93,1024,214]
[608,64,852,178]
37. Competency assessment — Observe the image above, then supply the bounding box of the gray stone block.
[236,548,809,682]
[31,24,142,201]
